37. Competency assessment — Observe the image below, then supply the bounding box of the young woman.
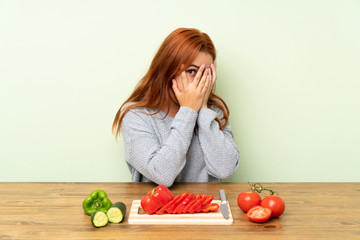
[112,28,239,187]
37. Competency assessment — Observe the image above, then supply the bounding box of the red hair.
[112,28,229,138]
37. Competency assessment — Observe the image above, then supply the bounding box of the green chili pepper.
[82,190,113,215]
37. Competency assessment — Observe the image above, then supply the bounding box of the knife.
[219,189,229,219]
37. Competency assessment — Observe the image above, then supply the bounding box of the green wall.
[1,0,359,182]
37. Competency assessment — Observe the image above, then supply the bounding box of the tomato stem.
[248,182,279,196]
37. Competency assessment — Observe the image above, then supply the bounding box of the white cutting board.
[128,200,233,225]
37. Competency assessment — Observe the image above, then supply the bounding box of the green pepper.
[82,190,113,215]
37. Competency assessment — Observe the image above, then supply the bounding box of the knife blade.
[219,189,229,219]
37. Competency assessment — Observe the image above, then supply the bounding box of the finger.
[208,67,215,90]
[197,69,209,93]
[172,79,181,96]
[206,69,214,95]
[180,64,185,72]
[180,71,188,91]
[210,63,217,83]
[192,64,205,87]
[201,68,209,82]
[197,69,208,91]
[197,68,209,91]
[207,72,213,93]
[201,74,211,95]
[208,67,212,84]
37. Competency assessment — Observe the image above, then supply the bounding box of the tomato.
[237,191,261,213]
[247,206,272,223]
[261,195,285,217]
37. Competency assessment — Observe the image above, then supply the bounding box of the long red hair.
[112,28,229,138]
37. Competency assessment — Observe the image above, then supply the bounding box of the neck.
[165,100,180,118]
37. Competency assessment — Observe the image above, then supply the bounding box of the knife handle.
[219,189,227,202]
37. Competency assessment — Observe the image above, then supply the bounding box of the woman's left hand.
[201,62,217,109]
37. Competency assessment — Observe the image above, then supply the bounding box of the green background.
[1,0,359,182]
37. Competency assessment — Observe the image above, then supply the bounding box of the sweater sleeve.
[121,106,198,187]
[197,107,240,179]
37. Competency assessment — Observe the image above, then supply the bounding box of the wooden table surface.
[0,182,359,239]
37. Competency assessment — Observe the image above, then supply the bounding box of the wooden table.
[0,182,359,239]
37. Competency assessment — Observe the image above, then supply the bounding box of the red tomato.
[261,195,285,217]
[247,206,272,223]
[237,191,261,213]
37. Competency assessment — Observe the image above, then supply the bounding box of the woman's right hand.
[172,64,210,112]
